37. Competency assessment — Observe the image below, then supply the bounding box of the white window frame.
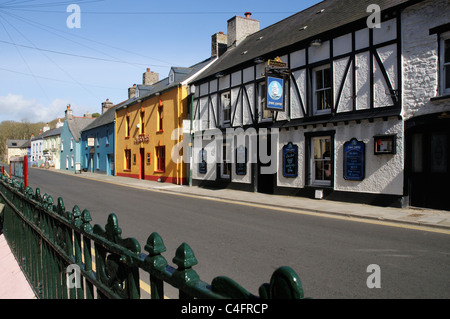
[312,64,332,115]
[70,138,73,151]
[221,91,231,126]
[440,32,450,95]
[310,136,332,186]
[258,82,273,122]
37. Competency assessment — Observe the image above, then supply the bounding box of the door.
[406,117,450,210]
[257,129,275,194]
[139,148,145,180]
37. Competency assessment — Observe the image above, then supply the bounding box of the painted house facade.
[115,61,215,184]
[80,99,123,176]
[189,0,450,210]
[60,105,96,171]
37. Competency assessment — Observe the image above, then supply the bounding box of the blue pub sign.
[344,138,365,181]
[283,142,298,177]
[266,76,284,111]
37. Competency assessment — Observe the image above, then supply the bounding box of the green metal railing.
[0,174,307,299]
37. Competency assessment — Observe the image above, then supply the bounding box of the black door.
[257,129,275,194]
[406,116,450,210]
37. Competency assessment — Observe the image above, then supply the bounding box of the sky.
[0,0,321,124]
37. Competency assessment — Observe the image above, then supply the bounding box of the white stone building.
[188,0,450,210]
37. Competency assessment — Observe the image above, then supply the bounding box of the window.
[157,106,163,132]
[105,130,109,146]
[155,146,165,172]
[96,153,100,170]
[126,114,130,137]
[140,110,145,134]
[258,82,273,122]
[124,149,131,170]
[70,138,73,150]
[312,65,332,114]
[221,91,231,125]
[310,136,332,186]
[440,33,450,95]
[71,155,74,168]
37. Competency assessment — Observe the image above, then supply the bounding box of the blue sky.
[0,0,321,124]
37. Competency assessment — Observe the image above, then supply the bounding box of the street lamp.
[189,85,195,186]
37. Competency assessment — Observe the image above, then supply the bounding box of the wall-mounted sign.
[235,146,247,176]
[374,135,396,155]
[283,142,298,177]
[199,149,207,174]
[268,57,287,68]
[344,138,365,181]
[87,137,95,147]
[266,76,284,111]
[134,134,150,144]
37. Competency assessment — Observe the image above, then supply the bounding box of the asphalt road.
[27,168,450,299]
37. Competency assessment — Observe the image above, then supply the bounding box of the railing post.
[144,232,168,299]
[172,243,200,299]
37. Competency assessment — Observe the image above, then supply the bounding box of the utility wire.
[0,15,51,103]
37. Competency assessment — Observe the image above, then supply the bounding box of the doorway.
[406,115,450,210]
[139,148,145,180]
[257,129,275,194]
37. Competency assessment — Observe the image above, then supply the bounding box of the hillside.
[0,119,59,162]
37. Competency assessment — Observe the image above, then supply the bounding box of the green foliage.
[0,119,58,162]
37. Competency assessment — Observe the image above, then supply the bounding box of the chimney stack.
[102,98,114,114]
[227,12,260,49]
[65,104,73,120]
[56,118,63,128]
[143,68,159,85]
[43,123,50,132]
[211,31,228,57]
[128,84,137,99]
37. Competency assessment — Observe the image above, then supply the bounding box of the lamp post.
[189,85,195,186]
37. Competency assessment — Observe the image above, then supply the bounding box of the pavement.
[1,168,450,299]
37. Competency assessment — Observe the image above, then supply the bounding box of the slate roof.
[6,139,29,148]
[31,127,63,141]
[194,0,419,81]
[81,102,126,132]
[66,117,96,142]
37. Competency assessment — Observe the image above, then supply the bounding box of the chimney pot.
[245,12,252,18]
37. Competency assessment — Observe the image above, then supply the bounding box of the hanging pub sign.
[235,145,247,176]
[344,138,365,181]
[283,142,298,178]
[266,76,285,111]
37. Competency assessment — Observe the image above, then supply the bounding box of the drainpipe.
[189,85,195,187]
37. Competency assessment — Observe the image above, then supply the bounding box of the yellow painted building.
[115,61,215,184]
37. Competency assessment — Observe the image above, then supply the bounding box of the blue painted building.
[60,105,96,171]
[80,99,125,175]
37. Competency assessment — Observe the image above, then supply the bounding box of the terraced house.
[60,105,96,172]
[115,61,215,184]
[189,0,450,210]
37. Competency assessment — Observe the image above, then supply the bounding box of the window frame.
[440,32,450,95]
[305,131,335,188]
[220,91,231,126]
[124,149,131,170]
[312,64,332,115]
[155,146,166,173]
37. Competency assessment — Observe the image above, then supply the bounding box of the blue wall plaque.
[283,142,298,178]
[344,138,365,181]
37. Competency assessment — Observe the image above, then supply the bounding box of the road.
[27,168,450,299]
